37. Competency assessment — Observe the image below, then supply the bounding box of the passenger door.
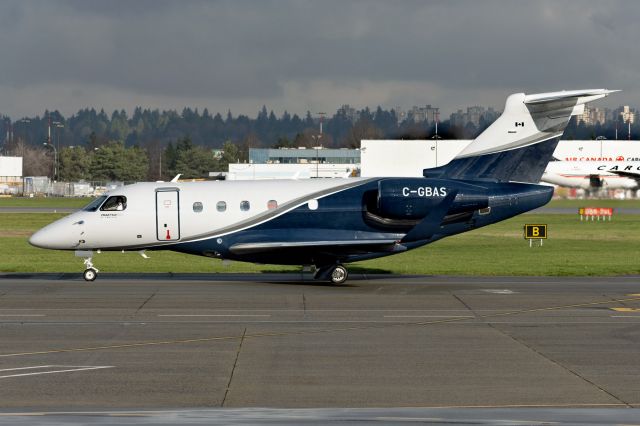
[156,189,180,241]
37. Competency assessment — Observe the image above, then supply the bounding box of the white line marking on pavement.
[0,365,113,379]
[158,314,271,317]
[482,289,516,294]
[383,315,474,318]
[0,315,45,317]
[0,366,53,372]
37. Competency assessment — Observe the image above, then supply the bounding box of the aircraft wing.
[401,190,458,243]
[609,170,640,185]
[609,170,640,180]
[229,239,401,256]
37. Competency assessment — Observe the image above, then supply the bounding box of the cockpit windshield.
[82,196,108,212]
[100,196,127,211]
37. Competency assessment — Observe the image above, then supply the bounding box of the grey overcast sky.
[0,0,637,119]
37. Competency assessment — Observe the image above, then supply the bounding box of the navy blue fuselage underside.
[167,178,553,267]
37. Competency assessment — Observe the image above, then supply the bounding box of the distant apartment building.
[406,105,439,123]
[449,106,499,127]
[592,107,607,125]
[576,106,608,125]
[575,107,590,125]
[620,105,636,124]
[337,102,636,128]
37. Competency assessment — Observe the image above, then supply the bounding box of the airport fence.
[1,177,130,197]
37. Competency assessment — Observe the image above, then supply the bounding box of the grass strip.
[1,212,638,276]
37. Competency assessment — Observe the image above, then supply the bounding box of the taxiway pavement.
[0,273,639,411]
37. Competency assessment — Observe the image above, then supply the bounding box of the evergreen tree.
[168,137,218,179]
[90,141,148,182]
[219,140,240,170]
[58,146,91,181]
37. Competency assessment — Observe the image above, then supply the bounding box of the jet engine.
[371,179,488,221]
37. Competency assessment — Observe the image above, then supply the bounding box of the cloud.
[0,0,637,119]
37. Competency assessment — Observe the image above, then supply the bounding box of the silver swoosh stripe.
[229,239,398,255]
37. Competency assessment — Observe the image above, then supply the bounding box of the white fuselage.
[29,179,364,251]
[542,161,639,190]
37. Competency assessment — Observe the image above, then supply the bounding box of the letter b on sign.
[524,224,547,239]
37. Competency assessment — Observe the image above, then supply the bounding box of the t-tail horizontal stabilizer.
[424,89,618,183]
[401,190,458,243]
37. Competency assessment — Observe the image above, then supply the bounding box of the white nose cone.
[29,221,74,250]
[29,227,58,249]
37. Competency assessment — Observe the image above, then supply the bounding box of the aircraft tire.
[330,265,348,285]
[83,268,97,282]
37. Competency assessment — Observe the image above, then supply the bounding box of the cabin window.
[82,195,107,212]
[193,202,203,213]
[100,196,127,211]
[240,200,250,211]
[216,201,227,212]
[267,200,278,210]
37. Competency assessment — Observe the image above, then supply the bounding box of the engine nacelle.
[376,178,488,220]
[589,174,603,188]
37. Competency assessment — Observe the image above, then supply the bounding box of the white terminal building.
[360,139,470,177]
[225,147,360,180]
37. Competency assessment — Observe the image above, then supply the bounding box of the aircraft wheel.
[83,268,97,282]
[330,265,348,285]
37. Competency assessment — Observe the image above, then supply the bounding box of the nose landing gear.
[76,250,99,282]
[82,257,99,282]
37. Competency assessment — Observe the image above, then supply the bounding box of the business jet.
[29,89,616,284]
[542,160,640,191]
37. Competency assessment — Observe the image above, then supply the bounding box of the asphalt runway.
[0,273,640,422]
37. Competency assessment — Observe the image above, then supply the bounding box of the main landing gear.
[82,257,99,282]
[314,264,349,285]
[330,265,348,285]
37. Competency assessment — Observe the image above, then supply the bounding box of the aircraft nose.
[29,228,57,249]
[29,222,73,250]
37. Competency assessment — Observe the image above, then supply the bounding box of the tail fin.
[425,89,617,183]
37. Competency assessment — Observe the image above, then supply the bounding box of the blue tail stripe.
[424,138,560,183]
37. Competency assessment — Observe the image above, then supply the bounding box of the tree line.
[4,137,243,182]
[1,105,637,181]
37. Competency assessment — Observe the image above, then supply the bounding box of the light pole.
[19,118,30,157]
[317,112,326,135]
[2,118,11,154]
[43,141,58,181]
[52,121,64,180]
[311,134,322,178]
